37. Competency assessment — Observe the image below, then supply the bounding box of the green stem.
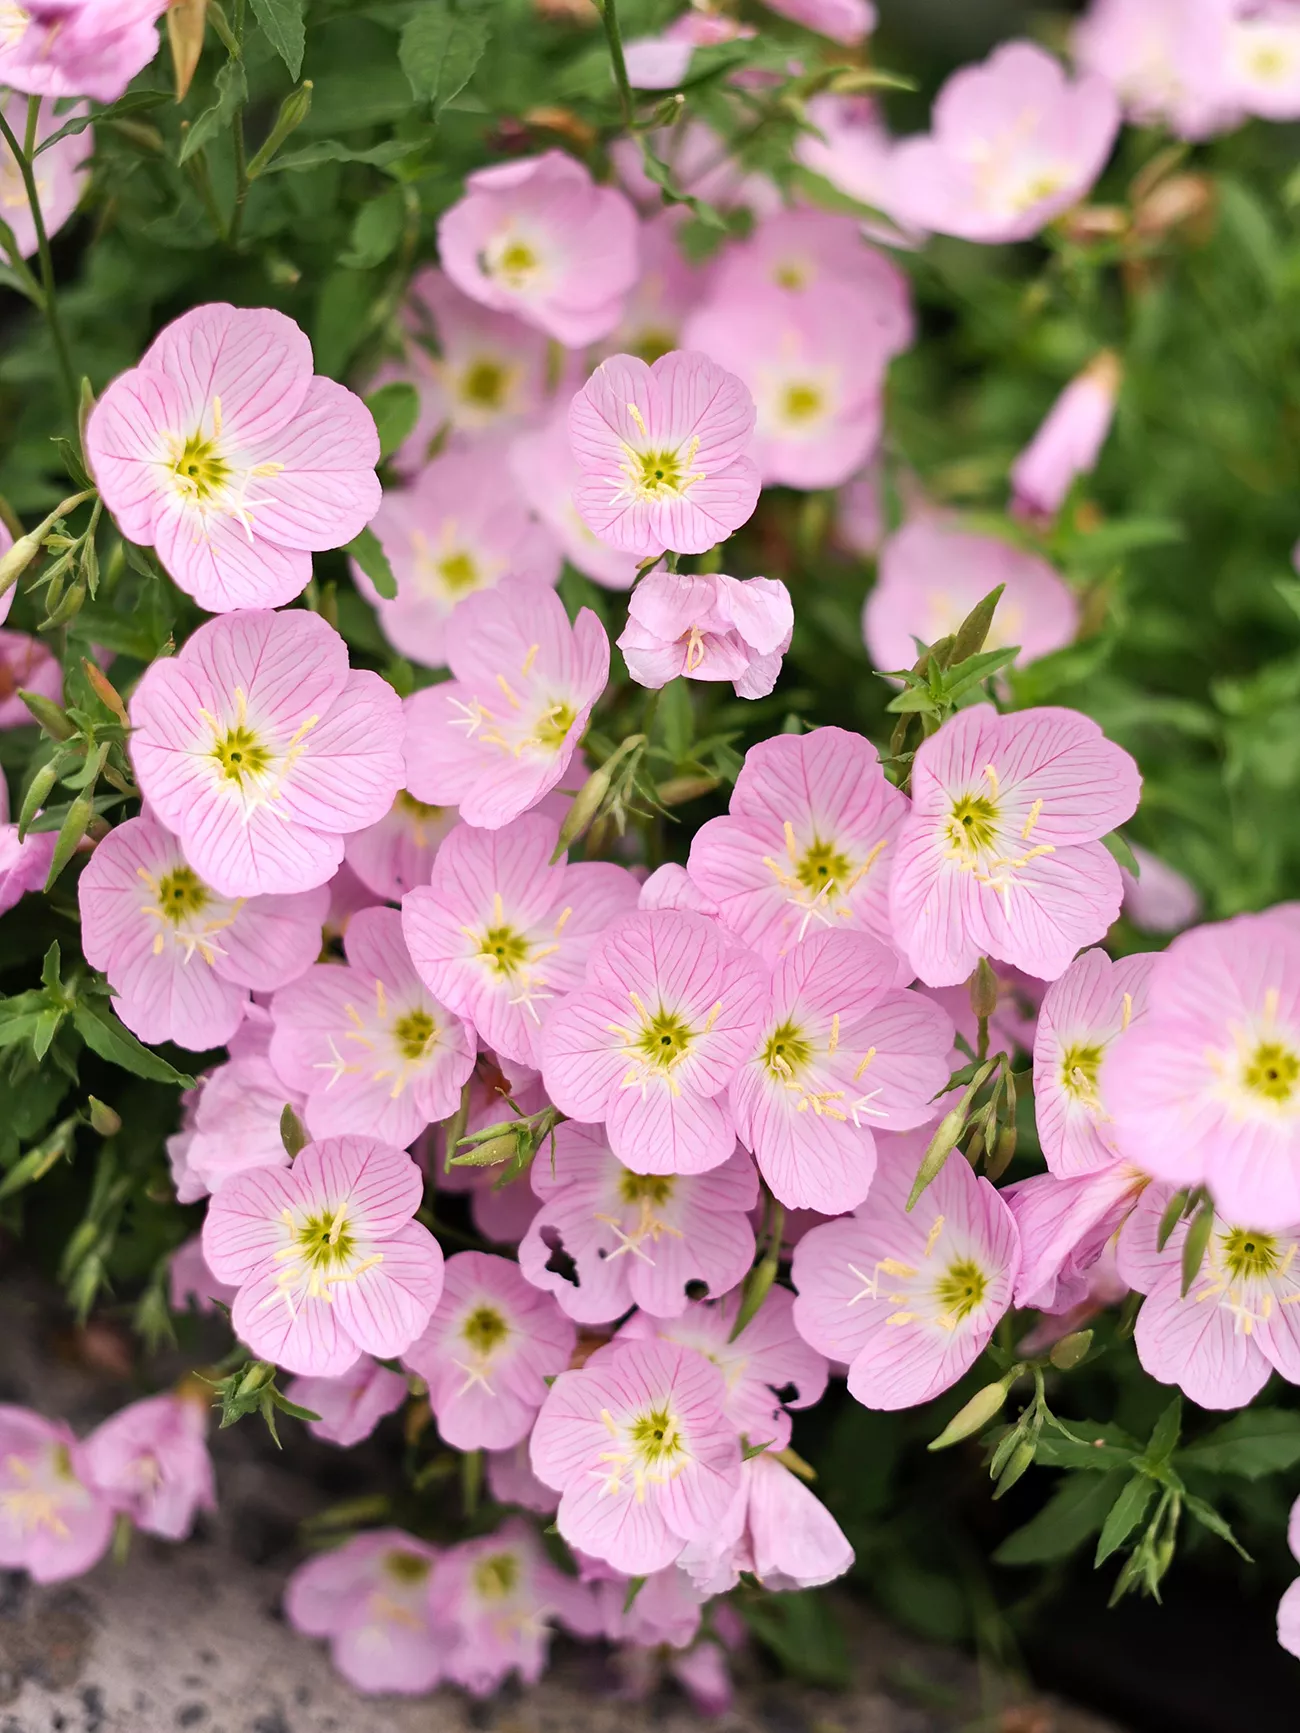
[0,99,77,420]
[228,0,250,247]
[598,0,636,131]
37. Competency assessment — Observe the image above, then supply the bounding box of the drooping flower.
[269,905,475,1149]
[0,0,168,102]
[1011,352,1122,521]
[791,1131,1020,1409]
[343,769,457,902]
[518,1122,759,1324]
[78,814,327,1052]
[891,42,1121,243]
[687,726,909,965]
[438,150,640,345]
[1121,845,1201,934]
[568,351,760,556]
[760,0,875,44]
[403,1251,577,1451]
[83,1391,215,1541]
[0,94,89,259]
[0,629,60,729]
[793,95,922,246]
[509,408,643,590]
[529,1338,743,1574]
[618,572,793,700]
[888,703,1142,987]
[284,1529,444,1695]
[1073,0,1244,140]
[401,580,608,830]
[86,304,381,611]
[168,1052,300,1203]
[202,1135,444,1377]
[731,929,953,1215]
[284,1356,409,1449]
[128,609,406,898]
[678,1452,854,1596]
[0,1408,112,1583]
[542,909,768,1176]
[351,442,561,669]
[1004,1161,1148,1313]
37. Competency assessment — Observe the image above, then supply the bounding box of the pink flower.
[888,704,1141,987]
[129,609,406,898]
[285,1529,443,1695]
[1033,949,1155,1178]
[79,814,327,1052]
[86,305,381,611]
[401,580,608,830]
[402,812,639,1070]
[0,94,88,259]
[1121,845,1201,934]
[836,465,883,558]
[168,1235,237,1314]
[202,1135,444,1377]
[603,211,713,365]
[1011,353,1122,521]
[891,42,1121,243]
[679,1452,854,1595]
[0,791,55,917]
[760,0,875,44]
[590,1557,706,1648]
[343,776,457,903]
[794,95,922,246]
[732,929,953,1215]
[1004,1162,1147,1313]
[269,905,475,1148]
[0,520,12,626]
[0,1408,112,1582]
[687,726,909,965]
[510,408,643,590]
[83,1392,215,1541]
[612,122,780,220]
[1107,911,1300,1229]
[638,862,718,917]
[863,517,1078,675]
[1074,0,1244,139]
[518,1122,759,1324]
[352,442,561,668]
[1218,3,1300,120]
[1280,1496,1300,1659]
[486,1441,559,1513]
[402,1250,576,1451]
[623,13,755,88]
[437,150,639,346]
[568,351,760,556]
[791,1132,1020,1409]
[542,909,767,1176]
[618,572,793,700]
[0,0,167,102]
[0,629,60,729]
[529,1337,743,1574]
[284,1357,408,1448]
[168,1052,300,1203]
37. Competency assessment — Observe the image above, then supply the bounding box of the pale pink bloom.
[269,905,474,1149]
[1107,911,1300,1229]
[920,962,1045,1063]
[529,1337,743,1574]
[1012,353,1122,521]
[679,1452,854,1595]
[889,704,1141,987]
[589,1557,706,1648]
[1281,1495,1300,1656]
[1074,0,1245,139]
[0,810,55,915]
[402,813,639,1070]
[0,94,88,259]
[402,580,608,830]
[638,862,718,916]
[1004,1162,1148,1312]
[78,815,326,1053]
[732,929,953,1215]
[284,1529,443,1695]
[761,0,874,43]
[323,859,380,940]
[485,1441,559,1514]
[623,13,755,87]
[892,42,1120,243]
[0,629,60,728]
[665,1640,735,1715]
[687,726,909,965]
[0,1408,112,1582]
[169,1053,300,1204]
[611,121,780,219]
[542,909,767,1176]
[0,0,167,102]
[791,1131,1020,1409]
[202,1135,443,1377]
[604,211,713,364]
[168,1235,237,1314]
[343,777,457,903]
[794,95,923,246]
[518,1122,758,1324]
[129,609,405,899]
[83,1392,214,1542]
[1121,845,1201,934]
[836,465,884,558]
[438,150,639,346]
[510,408,643,590]
[1033,949,1155,1178]
[1219,2,1300,119]
[352,443,561,668]
[1117,1180,1300,1409]
[284,1357,408,1448]
[86,305,380,611]
[864,517,1078,674]
[1015,1240,1128,1353]
[570,350,760,556]
[619,572,793,700]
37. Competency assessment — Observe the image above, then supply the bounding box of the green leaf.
[179,57,248,166]
[346,525,396,600]
[366,382,420,463]
[739,1590,850,1688]
[340,186,405,269]
[1144,1395,1184,1467]
[72,1002,195,1088]
[400,3,490,116]
[34,91,169,157]
[1095,1475,1157,1567]
[1183,1491,1252,1561]
[1177,1410,1300,1479]
[1033,1422,1140,1472]
[994,1469,1128,1566]
[260,138,421,174]
[1102,830,1140,878]
[249,0,306,80]
[943,645,1021,700]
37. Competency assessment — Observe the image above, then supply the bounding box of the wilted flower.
[618,571,793,700]
[284,1356,409,1449]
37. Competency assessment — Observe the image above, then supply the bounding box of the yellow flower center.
[154,866,210,925]
[795,837,853,897]
[1061,1042,1104,1103]
[462,1304,510,1356]
[459,357,508,410]
[384,1549,433,1585]
[171,427,231,503]
[1220,1227,1280,1282]
[763,1018,812,1080]
[478,924,531,976]
[1243,1041,1300,1105]
[392,1008,436,1062]
[946,794,1000,856]
[932,1259,988,1321]
[781,381,823,424]
[628,1404,685,1466]
[438,549,480,593]
[635,1008,694,1070]
[618,1171,675,1207]
[295,1206,356,1272]
[491,237,540,289]
[212,724,271,785]
[533,700,575,749]
[473,1551,520,1601]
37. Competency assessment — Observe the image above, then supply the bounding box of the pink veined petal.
[151,496,311,611]
[294,1138,425,1238]
[541,990,636,1120]
[330,1221,445,1359]
[110,949,248,1053]
[185,609,349,736]
[214,885,329,992]
[241,375,382,551]
[181,793,345,900]
[201,1164,297,1282]
[732,1066,875,1213]
[555,1472,683,1576]
[279,671,406,834]
[141,303,314,447]
[845,1313,991,1410]
[607,1084,736,1176]
[232,1262,359,1378]
[1133,1277,1273,1410]
[84,367,186,541]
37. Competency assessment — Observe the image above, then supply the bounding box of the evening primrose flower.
[618,572,793,700]
[83,1392,215,1542]
[0,1408,112,1583]
[284,1529,444,1695]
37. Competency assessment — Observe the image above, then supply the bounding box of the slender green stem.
[0,100,77,419]
[228,0,250,247]
[598,0,636,131]
[22,95,37,158]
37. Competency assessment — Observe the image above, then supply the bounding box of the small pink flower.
[0,1408,112,1582]
[679,1452,854,1595]
[285,1529,443,1695]
[1219,4,1300,120]
[0,94,89,259]
[402,580,608,830]
[760,0,874,44]
[284,1356,408,1448]
[0,629,60,729]
[589,1557,706,1648]
[169,1235,237,1314]
[792,1131,1020,1409]
[168,1052,300,1203]
[83,1392,215,1542]
[269,905,475,1149]
[619,572,793,700]
[529,1337,743,1575]
[129,609,406,898]
[0,800,55,917]
[79,814,327,1052]
[569,351,760,556]
[0,0,167,102]
[732,929,953,1215]
[1281,1495,1300,1658]
[1074,0,1243,140]
[438,150,640,346]
[518,1122,759,1324]
[510,408,643,590]
[1004,1162,1147,1313]
[486,1441,558,1514]
[352,442,561,669]
[542,909,767,1176]
[343,771,458,902]
[1121,845,1201,934]
[864,517,1078,675]
[1012,352,1122,521]
[86,305,381,611]
[889,703,1141,987]
[892,42,1120,243]
[202,1135,444,1377]
[687,726,909,965]
[794,95,922,246]
[1034,949,1155,1178]
[623,13,755,88]
[603,211,713,365]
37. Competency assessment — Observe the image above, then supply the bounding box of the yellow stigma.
[293,1205,356,1272]
[462,1303,510,1356]
[933,1258,988,1322]
[781,382,823,424]
[1061,1042,1104,1103]
[618,1171,676,1207]
[153,866,210,924]
[171,427,231,503]
[478,924,532,976]
[946,793,999,856]
[532,700,575,750]
[384,1548,433,1586]
[392,1008,436,1062]
[438,550,480,593]
[634,1008,694,1070]
[1220,1227,1280,1282]
[628,1404,684,1466]
[1243,1041,1300,1105]
[212,723,271,785]
[763,1019,812,1080]
[794,837,853,897]
[473,1551,520,1600]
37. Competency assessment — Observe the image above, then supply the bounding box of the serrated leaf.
[346,526,396,600]
[366,382,420,463]
[249,0,306,79]
[72,1002,195,1087]
[1095,1475,1156,1566]
[994,1469,1128,1566]
[1177,1410,1300,1479]
[400,3,490,116]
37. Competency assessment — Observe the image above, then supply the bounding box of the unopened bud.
[450,1131,520,1168]
[87,1097,121,1137]
[1134,172,1214,239]
[43,577,86,627]
[0,531,44,598]
[523,106,596,149]
[656,774,718,807]
[236,1361,277,1401]
[20,689,76,740]
[166,0,207,101]
[45,792,94,890]
[18,758,60,838]
[985,1121,1018,1181]
[928,1376,1015,1450]
[280,1103,309,1158]
[1049,1330,1094,1371]
[247,81,314,178]
[970,956,999,1024]
[907,1106,967,1209]
[993,1437,1037,1498]
[1058,203,1128,242]
[82,660,129,726]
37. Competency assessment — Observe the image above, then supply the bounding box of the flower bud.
[87,1097,122,1137]
[1049,1330,1094,1371]
[993,1437,1037,1498]
[20,689,76,740]
[928,1376,1015,1450]
[969,956,999,1024]
[0,530,44,598]
[236,1361,277,1401]
[280,1103,309,1159]
[449,1131,520,1168]
[247,82,314,179]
